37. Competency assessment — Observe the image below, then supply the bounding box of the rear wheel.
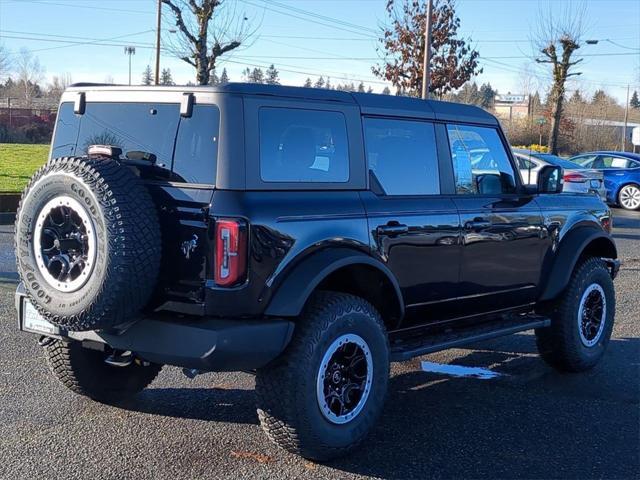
[46,340,162,403]
[618,184,640,210]
[255,292,389,461]
[535,257,615,372]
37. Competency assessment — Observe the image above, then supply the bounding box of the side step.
[390,316,551,362]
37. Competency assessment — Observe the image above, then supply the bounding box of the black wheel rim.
[578,283,607,347]
[33,196,96,292]
[316,334,373,424]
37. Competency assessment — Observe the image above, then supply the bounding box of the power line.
[3,0,152,14]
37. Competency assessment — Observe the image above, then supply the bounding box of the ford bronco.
[15,83,619,460]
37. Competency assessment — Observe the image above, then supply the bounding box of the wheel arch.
[539,226,617,301]
[264,248,404,330]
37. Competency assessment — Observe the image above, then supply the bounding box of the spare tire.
[15,156,161,331]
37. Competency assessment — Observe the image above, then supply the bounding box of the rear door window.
[447,124,517,194]
[363,117,439,195]
[75,102,180,168]
[259,107,349,183]
[172,105,220,184]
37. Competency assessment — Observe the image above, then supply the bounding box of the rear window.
[51,101,220,185]
[172,105,220,184]
[76,102,179,167]
[259,107,349,183]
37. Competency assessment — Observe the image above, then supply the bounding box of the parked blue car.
[569,151,640,210]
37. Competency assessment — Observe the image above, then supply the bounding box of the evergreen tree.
[160,68,174,86]
[209,69,220,86]
[592,89,607,104]
[357,81,365,93]
[479,82,496,108]
[367,86,373,94]
[569,89,584,104]
[142,65,154,86]
[303,77,312,88]
[382,86,391,95]
[630,90,640,110]
[220,68,229,84]
[265,64,280,85]
[314,76,325,88]
[325,77,332,90]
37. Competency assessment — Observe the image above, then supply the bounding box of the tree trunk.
[548,85,565,155]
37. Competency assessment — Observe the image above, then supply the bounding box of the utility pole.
[622,84,630,151]
[421,0,433,100]
[124,47,136,86]
[155,0,162,85]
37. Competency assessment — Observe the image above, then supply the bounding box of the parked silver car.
[512,149,606,199]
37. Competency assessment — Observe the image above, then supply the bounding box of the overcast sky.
[0,0,638,102]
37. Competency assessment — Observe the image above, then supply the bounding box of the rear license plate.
[590,180,600,188]
[22,300,58,335]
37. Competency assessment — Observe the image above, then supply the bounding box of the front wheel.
[535,257,615,372]
[618,184,640,210]
[255,292,389,461]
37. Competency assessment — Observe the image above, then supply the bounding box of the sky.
[0,0,638,103]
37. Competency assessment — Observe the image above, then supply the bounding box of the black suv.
[15,83,619,460]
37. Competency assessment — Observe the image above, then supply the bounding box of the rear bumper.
[16,285,294,372]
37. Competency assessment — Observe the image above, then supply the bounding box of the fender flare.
[264,248,404,319]
[539,226,617,301]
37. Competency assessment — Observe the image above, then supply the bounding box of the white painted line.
[420,361,503,380]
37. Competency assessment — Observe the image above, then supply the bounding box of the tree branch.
[162,0,197,44]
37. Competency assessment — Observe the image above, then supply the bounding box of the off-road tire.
[46,340,162,403]
[535,257,615,372]
[15,156,161,331]
[255,291,389,461]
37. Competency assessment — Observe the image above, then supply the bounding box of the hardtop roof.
[66,82,498,125]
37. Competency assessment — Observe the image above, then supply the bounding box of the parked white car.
[513,149,606,200]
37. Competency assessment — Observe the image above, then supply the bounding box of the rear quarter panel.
[205,190,369,317]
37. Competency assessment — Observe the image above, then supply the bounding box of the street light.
[124,46,136,86]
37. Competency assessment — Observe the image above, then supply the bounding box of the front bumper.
[16,284,294,372]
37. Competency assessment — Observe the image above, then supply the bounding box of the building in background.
[494,93,530,121]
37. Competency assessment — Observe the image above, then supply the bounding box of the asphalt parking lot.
[0,210,638,480]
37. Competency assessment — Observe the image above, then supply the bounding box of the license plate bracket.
[21,299,60,336]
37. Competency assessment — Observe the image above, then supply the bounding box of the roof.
[585,151,640,160]
[66,82,498,126]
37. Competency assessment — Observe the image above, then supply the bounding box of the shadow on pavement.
[116,335,639,479]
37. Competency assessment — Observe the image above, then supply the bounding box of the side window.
[447,124,517,194]
[76,102,180,167]
[259,107,349,183]
[515,156,535,170]
[50,102,80,158]
[600,155,633,169]
[172,105,220,184]
[572,155,597,168]
[363,117,439,195]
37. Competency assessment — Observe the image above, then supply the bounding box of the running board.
[390,316,551,362]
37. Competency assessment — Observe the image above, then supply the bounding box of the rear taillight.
[601,216,612,233]
[214,219,247,287]
[563,172,587,183]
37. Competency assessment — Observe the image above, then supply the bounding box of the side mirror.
[537,165,564,194]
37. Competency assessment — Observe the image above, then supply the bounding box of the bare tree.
[533,3,586,154]
[0,43,11,81]
[48,73,73,100]
[16,49,44,103]
[162,0,253,85]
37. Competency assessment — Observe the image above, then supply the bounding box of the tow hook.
[38,336,55,347]
[104,350,134,367]
[182,368,202,379]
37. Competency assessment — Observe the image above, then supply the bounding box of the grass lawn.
[0,144,49,193]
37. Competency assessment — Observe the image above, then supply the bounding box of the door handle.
[377,223,409,235]
[464,220,492,231]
